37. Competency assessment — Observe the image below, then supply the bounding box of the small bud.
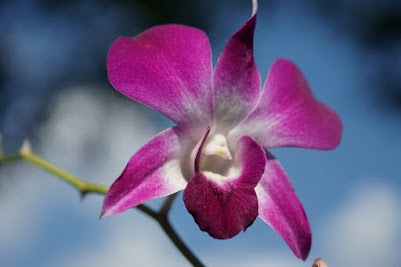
[312,258,328,267]
[19,139,33,156]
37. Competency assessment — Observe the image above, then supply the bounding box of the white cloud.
[37,87,185,267]
[0,86,166,266]
[37,86,158,182]
[0,168,45,254]
[45,198,187,267]
[321,182,401,267]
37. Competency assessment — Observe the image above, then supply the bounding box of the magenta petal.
[213,8,261,130]
[256,152,311,260]
[183,136,266,239]
[107,25,213,139]
[230,59,342,150]
[101,127,190,217]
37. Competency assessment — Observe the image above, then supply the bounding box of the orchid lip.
[183,135,266,240]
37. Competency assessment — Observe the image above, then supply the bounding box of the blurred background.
[0,0,400,266]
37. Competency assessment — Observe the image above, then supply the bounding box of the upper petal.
[183,135,266,239]
[101,127,192,217]
[229,59,342,150]
[256,152,311,260]
[107,25,213,139]
[213,2,261,131]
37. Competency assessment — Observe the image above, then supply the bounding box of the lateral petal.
[213,2,261,131]
[256,152,311,260]
[107,25,213,139]
[183,135,266,239]
[229,59,342,150]
[101,127,192,217]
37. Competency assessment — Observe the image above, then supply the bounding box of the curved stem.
[158,214,205,267]
[0,140,204,266]
[159,193,178,215]
[158,193,205,266]
[23,152,108,195]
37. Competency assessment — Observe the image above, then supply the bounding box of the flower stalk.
[19,140,108,196]
[0,138,204,267]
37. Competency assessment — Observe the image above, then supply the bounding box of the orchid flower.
[100,0,342,260]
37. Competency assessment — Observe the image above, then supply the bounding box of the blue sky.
[1,1,400,267]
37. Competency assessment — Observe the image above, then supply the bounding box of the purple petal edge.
[100,127,189,218]
[213,6,261,130]
[256,152,311,260]
[229,58,342,150]
[107,25,213,139]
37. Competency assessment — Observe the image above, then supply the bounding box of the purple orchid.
[101,0,342,260]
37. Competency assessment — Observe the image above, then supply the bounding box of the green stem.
[0,154,22,164]
[22,152,108,195]
[0,140,204,266]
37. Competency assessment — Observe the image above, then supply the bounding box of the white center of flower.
[198,133,238,183]
[202,134,232,160]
